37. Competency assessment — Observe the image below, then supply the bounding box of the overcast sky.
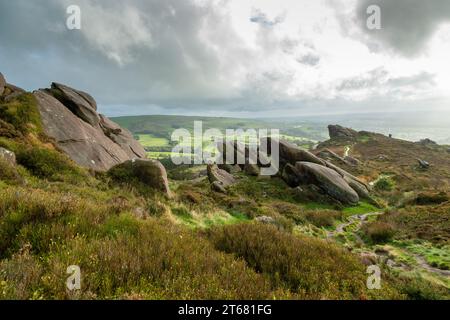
[0,0,449,117]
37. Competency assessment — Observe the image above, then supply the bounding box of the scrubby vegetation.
[374,176,395,192]
[207,223,400,299]
[362,221,396,244]
[0,94,449,300]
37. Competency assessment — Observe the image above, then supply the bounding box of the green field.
[136,134,169,148]
[120,115,322,160]
[113,115,328,143]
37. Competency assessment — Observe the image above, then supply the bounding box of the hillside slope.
[0,74,449,300]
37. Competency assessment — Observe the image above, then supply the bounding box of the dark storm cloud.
[0,0,253,112]
[354,0,450,57]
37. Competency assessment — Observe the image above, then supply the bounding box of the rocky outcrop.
[0,73,26,102]
[0,73,5,96]
[217,136,370,204]
[418,138,437,146]
[109,159,171,197]
[418,159,430,169]
[328,125,358,140]
[296,162,360,205]
[274,138,325,166]
[316,148,354,166]
[33,84,146,172]
[48,82,100,127]
[207,164,236,192]
[99,114,146,159]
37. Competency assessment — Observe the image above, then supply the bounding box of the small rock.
[132,207,148,219]
[417,159,430,169]
[255,216,276,224]
[0,147,16,166]
[207,164,236,188]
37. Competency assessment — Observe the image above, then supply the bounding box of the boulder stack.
[33,83,146,172]
[218,135,372,205]
[328,125,358,140]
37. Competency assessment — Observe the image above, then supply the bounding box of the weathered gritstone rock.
[34,88,146,172]
[328,125,358,140]
[99,115,146,159]
[207,164,236,191]
[324,161,369,189]
[281,163,302,187]
[295,161,360,205]
[344,176,370,200]
[264,137,325,166]
[316,148,350,166]
[109,159,172,197]
[0,147,16,166]
[48,82,100,127]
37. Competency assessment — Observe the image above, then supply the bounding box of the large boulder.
[281,163,302,187]
[324,161,369,189]
[109,159,171,197]
[264,137,325,166]
[344,176,370,200]
[207,164,236,190]
[0,72,5,96]
[316,148,350,166]
[99,115,146,159]
[295,162,359,205]
[33,89,146,171]
[328,125,358,140]
[47,82,100,127]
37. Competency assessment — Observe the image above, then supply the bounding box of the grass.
[16,146,87,182]
[376,204,450,245]
[1,95,449,300]
[342,202,379,216]
[0,93,42,135]
[207,223,401,299]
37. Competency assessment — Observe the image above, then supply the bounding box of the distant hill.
[112,114,329,142]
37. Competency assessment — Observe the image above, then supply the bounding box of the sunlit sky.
[0,0,449,117]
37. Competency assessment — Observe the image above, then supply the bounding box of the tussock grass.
[207,223,401,299]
